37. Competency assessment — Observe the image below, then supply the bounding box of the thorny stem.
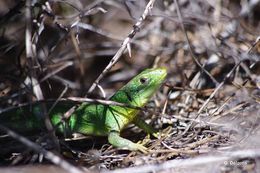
[87,0,157,95]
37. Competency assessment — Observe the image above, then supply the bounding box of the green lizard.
[0,68,167,152]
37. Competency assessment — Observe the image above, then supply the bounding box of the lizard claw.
[152,132,160,139]
[131,143,148,153]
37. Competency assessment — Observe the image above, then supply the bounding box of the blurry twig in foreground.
[0,125,86,173]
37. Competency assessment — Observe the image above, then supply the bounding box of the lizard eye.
[139,77,148,84]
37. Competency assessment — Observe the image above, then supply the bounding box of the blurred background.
[0,0,259,103]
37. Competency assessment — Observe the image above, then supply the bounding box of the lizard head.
[113,68,167,107]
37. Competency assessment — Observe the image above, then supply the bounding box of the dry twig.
[87,0,157,94]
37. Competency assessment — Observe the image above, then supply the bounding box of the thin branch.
[25,0,42,100]
[25,0,61,149]
[66,97,143,110]
[180,61,242,136]
[196,61,241,115]
[25,0,33,61]
[87,0,157,94]
[174,0,219,85]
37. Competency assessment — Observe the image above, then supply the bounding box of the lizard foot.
[108,131,148,153]
[129,142,148,153]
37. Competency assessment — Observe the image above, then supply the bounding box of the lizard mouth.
[155,67,167,81]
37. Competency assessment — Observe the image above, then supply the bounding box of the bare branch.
[87,0,157,94]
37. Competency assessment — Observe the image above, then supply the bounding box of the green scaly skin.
[0,68,167,152]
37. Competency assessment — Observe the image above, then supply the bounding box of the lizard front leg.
[133,117,159,138]
[108,130,147,153]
